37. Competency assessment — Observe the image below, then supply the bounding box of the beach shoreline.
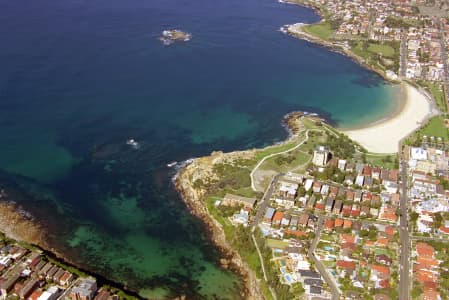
[343,82,437,153]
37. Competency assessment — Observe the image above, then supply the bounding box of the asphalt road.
[308,215,340,300]
[399,160,410,300]
[251,173,282,232]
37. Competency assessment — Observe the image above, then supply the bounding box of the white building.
[313,146,330,167]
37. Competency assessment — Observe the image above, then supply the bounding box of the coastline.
[173,112,310,300]
[0,188,141,299]
[284,22,396,83]
[343,83,437,153]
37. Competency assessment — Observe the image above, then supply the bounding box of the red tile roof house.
[325,219,335,231]
[388,169,399,182]
[416,242,435,259]
[315,201,325,211]
[272,211,284,226]
[351,204,360,217]
[370,264,390,282]
[335,218,344,227]
[342,205,352,217]
[336,260,357,272]
[343,219,352,229]
[363,165,372,176]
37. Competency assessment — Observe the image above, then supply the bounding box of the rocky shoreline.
[0,188,49,247]
[280,1,398,83]
[174,112,307,300]
[175,155,262,299]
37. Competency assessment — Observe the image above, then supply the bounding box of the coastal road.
[400,30,407,78]
[438,18,449,110]
[308,215,340,300]
[251,174,282,233]
[399,160,411,300]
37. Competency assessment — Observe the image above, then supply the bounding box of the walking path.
[250,129,309,191]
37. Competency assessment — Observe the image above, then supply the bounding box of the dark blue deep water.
[0,0,397,298]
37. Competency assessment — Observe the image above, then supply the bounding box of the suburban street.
[251,173,282,232]
[399,160,411,300]
[308,215,340,300]
[400,30,407,78]
[438,17,449,109]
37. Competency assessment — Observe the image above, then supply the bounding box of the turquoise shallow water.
[0,0,398,298]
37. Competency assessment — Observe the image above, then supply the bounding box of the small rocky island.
[160,29,192,46]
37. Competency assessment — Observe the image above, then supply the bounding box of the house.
[342,204,352,217]
[338,159,347,171]
[354,190,363,202]
[388,170,399,182]
[320,184,329,195]
[325,197,334,212]
[364,176,373,188]
[355,175,364,186]
[325,219,335,231]
[281,214,291,227]
[333,200,343,214]
[304,179,314,191]
[383,180,398,194]
[336,260,356,272]
[0,273,20,296]
[299,214,309,227]
[351,204,360,217]
[363,165,372,176]
[335,218,344,227]
[278,181,298,200]
[375,254,392,266]
[289,216,299,229]
[313,181,322,194]
[329,186,339,197]
[306,196,316,210]
[59,272,73,286]
[69,277,97,300]
[222,194,256,209]
[263,208,275,224]
[272,211,284,226]
[372,167,381,180]
[19,278,39,299]
[361,206,370,217]
[346,190,355,202]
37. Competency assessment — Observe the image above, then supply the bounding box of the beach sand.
[343,83,436,153]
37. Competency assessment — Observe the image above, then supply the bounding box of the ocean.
[0,0,397,298]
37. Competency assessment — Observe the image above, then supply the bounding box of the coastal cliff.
[175,151,263,299]
[174,112,306,299]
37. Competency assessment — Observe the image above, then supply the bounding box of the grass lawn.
[303,22,333,40]
[255,142,296,161]
[266,238,289,250]
[420,81,446,113]
[260,150,311,173]
[418,116,449,140]
[365,153,398,169]
[367,43,395,57]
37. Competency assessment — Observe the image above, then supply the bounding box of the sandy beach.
[343,83,436,153]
